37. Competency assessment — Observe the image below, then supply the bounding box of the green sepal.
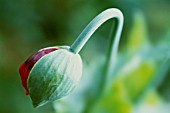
[28,49,82,107]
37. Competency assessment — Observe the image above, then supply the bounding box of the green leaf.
[121,58,156,101]
[91,80,133,113]
[126,11,150,54]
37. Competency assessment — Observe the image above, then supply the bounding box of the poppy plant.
[19,8,124,107]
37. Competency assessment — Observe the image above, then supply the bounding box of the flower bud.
[19,46,82,107]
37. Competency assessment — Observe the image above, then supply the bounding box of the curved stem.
[70,8,124,112]
[70,8,124,60]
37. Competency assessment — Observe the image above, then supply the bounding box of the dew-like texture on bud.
[28,49,82,107]
[19,47,58,95]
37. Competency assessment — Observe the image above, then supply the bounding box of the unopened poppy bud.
[19,46,82,107]
[19,47,58,95]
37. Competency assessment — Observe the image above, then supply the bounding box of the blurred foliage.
[0,0,170,113]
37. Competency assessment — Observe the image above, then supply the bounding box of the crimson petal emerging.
[19,47,58,95]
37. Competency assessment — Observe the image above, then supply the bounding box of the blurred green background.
[0,0,170,113]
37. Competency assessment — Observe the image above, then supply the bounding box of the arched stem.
[70,8,124,59]
[69,8,124,111]
[70,8,124,94]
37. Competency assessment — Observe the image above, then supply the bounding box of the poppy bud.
[19,46,82,107]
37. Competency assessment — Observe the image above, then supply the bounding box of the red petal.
[19,47,58,95]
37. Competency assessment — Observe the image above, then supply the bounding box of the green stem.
[70,8,124,85]
[70,8,124,113]
[70,8,124,56]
